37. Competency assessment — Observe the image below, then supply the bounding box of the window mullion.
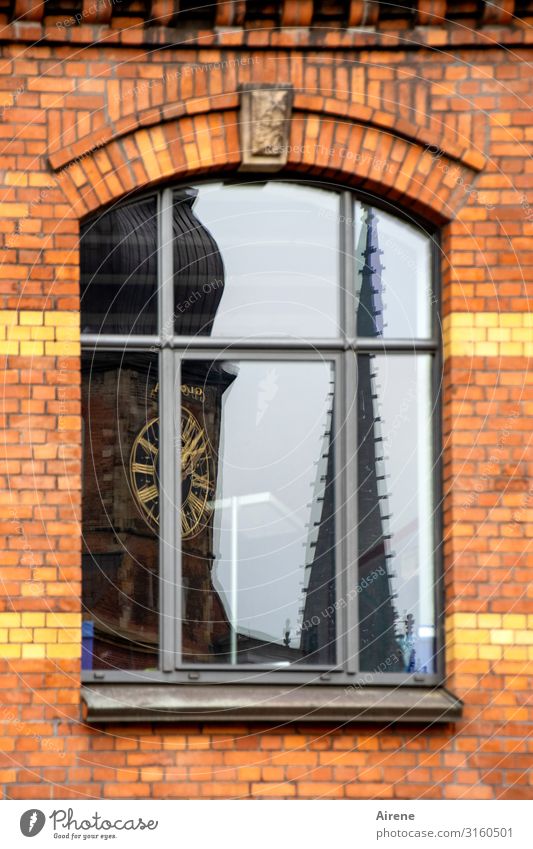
[159,187,178,672]
[159,348,178,671]
[342,194,358,675]
[344,349,359,674]
[342,192,356,341]
[159,187,174,343]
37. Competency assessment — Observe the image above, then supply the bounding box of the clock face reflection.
[130,408,213,539]
[180,408,213,539]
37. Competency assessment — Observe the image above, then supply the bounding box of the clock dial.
[130,407,213,540]
[180,408,213,539]
[130,417,159,531]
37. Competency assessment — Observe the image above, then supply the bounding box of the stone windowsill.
[82,684,463,725]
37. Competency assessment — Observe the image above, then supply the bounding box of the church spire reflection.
[356,206,404,673]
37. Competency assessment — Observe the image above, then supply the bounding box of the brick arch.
[53,108,483,227]
[49,89,485,183]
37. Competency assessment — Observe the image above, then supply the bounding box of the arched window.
[80,180,440,692]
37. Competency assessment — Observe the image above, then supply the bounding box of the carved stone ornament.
[239,84,294,173]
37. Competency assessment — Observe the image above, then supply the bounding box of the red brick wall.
[0,15,531,799]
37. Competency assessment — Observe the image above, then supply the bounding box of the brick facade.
[0,2,531,799]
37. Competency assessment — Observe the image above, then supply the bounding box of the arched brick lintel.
[54,110,474,226]
[49,93,485,177]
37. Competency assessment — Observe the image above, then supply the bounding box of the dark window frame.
[80,178,445,696]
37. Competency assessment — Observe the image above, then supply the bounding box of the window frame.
[80,178,443,690]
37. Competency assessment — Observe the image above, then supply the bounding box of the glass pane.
[82,351,159,671]
[357,354,436,674]
[180,359,336,666]
[80,197,158,335]
[174,183,340,338]
[354,204,432,339]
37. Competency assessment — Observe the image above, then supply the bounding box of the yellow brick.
[478,614,502,628]
[512,328,533,341]
[502,647,528,661]
[467,328,488,342]
[490,629,514,644]
[22,644,46,659]
[30,327,54,340]
[500,342,523,356]
[0,311,18,326]
[45,613,81,628]
[7,326,31,340]
[466,628,490,646]
[501,314,523,327]
[452,613,477,628]
[448,313,473,327]
[8,628,33,642]
[447,341,473,357]
[487,328,511,342]
[478,645,502,660]
[21,613,46,627]
[45,342,80,356]
[448,327,486,343]
[0,629,8,642]
[524,343,533,358]
[474,313,499,327]
[476,342,499,357]
[502,614,527,628]
[523,314,533,328]
[515,630,533,645]
[57,628,81,643]
[20,342,44,357]
[0,645,21,658]
[55,325,80,341]
[452,645,478,660]
[455,629,489,644]
[0,613,21,627]
[44,311,80,327]
[47,644,81,659]
[34,628,57,643]
[19,311,44,326]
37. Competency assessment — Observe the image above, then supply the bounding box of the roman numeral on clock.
[137,483,158,504]
[131,462,156,476]
[188,491,206,524]
[138,436,158,456]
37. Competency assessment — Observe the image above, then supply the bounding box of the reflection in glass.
[357,354,436,674]
[82,352,159,670]
[355,204,432,339]
[180,360,336,665]
[174,182,340,338]
[80,197,158,335]
[173,190,226,337]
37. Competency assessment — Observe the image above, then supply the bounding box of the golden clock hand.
[181,431,207,477]
[182,428,204,460]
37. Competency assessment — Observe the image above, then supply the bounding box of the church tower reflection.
[356,206,404,673]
